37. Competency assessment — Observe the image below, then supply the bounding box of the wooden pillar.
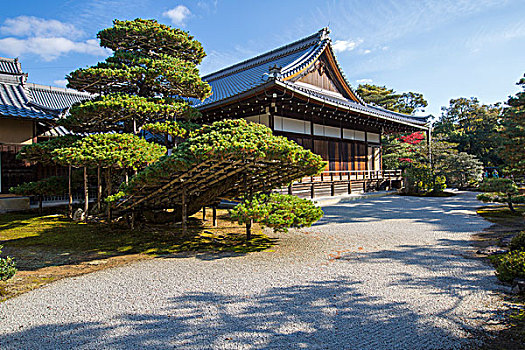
[68,165,72,218]
[427,127,433,170]
[212,205,217,227]
[83,167,88,222]
[38,195,43,215]
[181,184,187,235]
[311,183,315,198]
[365,131,369,179]
[331,182,335,196]
[348,180,352,194]
[288,183,293,195]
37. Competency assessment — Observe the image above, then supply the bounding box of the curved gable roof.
[198,29,428,128]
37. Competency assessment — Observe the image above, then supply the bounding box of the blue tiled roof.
[26,83,92,111]
[198,28,427,128]
[0,82,54,120]
[0,56,93,120]
[199,29,328,107]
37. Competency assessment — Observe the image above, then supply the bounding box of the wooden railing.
[297,169,402,184]
[281,169,403,199]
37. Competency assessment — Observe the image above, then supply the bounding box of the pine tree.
[62,19,211,133]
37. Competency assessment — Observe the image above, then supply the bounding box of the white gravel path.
[0,192,505,349]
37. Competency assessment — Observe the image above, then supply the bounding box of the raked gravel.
[0,191,506,349]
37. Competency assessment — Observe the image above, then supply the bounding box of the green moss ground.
[475,204,525,349]
[0,209,275,301]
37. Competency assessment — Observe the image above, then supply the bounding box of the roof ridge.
[0,56,24,76]
[203,28,328,82]
[25,82,93,96]
[0,57,18,63]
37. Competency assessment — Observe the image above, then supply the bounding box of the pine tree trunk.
[68,165,72,218]
[83,167,89,222]
[246,219,252,241]
[508,194,516,213]
[106,168,112,222]
[97,166,102,212]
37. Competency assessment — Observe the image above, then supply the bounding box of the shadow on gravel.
[329,238,503,337]
[317,192,487,234]
[0,279,477,350]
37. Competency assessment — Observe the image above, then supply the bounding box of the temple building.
[0,57,91,193]
[197,28,428,174]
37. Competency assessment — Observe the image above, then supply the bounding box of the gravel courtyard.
[0,192,505,349]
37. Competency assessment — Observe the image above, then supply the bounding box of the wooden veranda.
[277,169,402,198]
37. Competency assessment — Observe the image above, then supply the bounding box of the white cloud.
[466,20,525,52]
[1,16,84,39]
[163,5,191,26]
[0,16,109,61]
[361,49,371,54]
[332,39,363,53]
[197,0,218,13]
[53,79,68,87]
[0,37,109,61]
[356,79,373,84]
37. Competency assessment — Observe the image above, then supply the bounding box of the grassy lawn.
[477,204,525,224]
[0,208,275,301]
[474,204,525,349]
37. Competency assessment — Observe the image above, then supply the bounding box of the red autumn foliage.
[398,132,425,145]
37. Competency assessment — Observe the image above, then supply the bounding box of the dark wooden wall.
[0,144,34,193]
[0,144,68,193]
[298,68,339,93]
[282,134,372,173]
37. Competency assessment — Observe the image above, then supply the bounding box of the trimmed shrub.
[0,246,16,282]
[510,231,525,251]
[477,178,524,212]
[230,192,324,234]
[495,250,525,283]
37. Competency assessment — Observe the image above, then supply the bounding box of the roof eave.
[198,79,427,131]
[273,80,428,130]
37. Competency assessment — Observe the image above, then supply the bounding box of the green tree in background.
[356,84,428,114]
[501,74,525,176]
[434,97,503,167]
[439,152,483,188]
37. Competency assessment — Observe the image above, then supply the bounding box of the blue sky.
[0,0,523,117]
